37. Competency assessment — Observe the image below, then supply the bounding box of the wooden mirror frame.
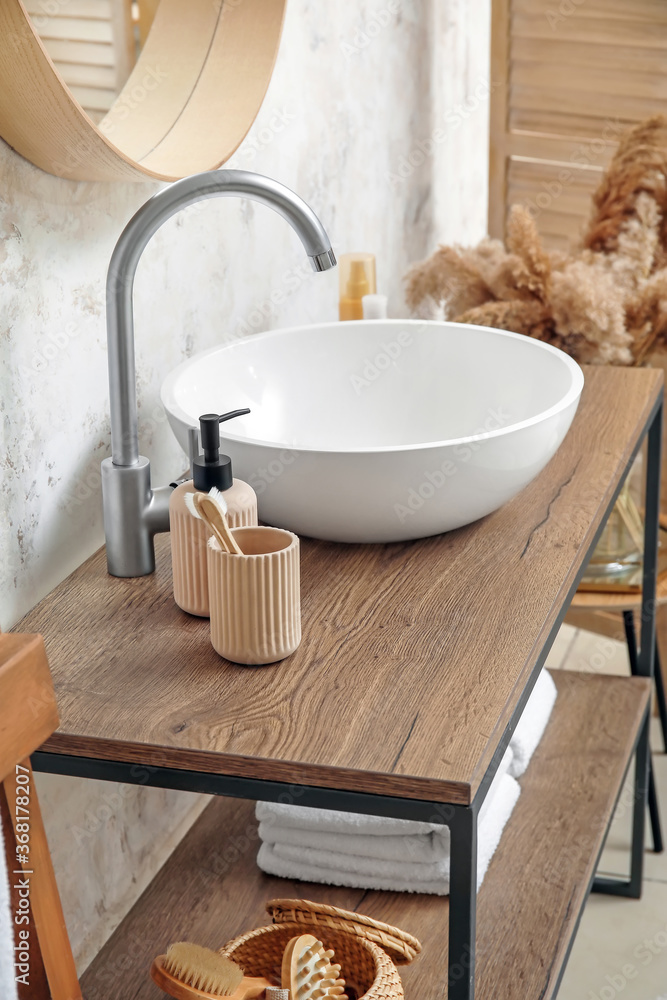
[0,0,287,182]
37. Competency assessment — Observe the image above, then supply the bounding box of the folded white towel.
[257,746,513,854]
[0,820,19,1000]
[258,823,449,863]
[508,669,557,778]
[270,841,446,881]
[256,801,438,837]
[257,774,520,895]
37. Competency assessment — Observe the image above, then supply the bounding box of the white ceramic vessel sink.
[161,320,583,543]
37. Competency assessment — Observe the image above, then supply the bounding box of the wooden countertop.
[16,366,663,806]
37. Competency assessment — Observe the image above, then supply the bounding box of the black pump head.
[192,408,250,492]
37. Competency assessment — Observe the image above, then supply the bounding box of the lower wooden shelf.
[79,671,650,1000]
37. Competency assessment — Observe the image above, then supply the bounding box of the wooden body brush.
[152,942,272,1000]
[282,934,347,1000]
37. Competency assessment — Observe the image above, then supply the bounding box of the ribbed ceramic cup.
[207,526,301,665]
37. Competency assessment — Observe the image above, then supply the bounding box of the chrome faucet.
[101,170,336,577]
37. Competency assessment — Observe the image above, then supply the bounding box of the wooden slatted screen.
[23,0,136,123]
[489,0,667,250]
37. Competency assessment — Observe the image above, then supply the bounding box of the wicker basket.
[221,921,404,1000]
[267,899,421,966]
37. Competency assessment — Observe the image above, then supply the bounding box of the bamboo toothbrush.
[152,941,272,1000]
[185,487,244,555]
[281,935,347,1000]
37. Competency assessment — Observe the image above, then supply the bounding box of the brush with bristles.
[184,487,244,555]
[151,941,273,1000]
[281,935,347,1000]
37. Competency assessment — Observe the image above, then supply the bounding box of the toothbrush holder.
[207,526,301,665]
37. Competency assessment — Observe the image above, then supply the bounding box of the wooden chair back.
[0,633,81,1000]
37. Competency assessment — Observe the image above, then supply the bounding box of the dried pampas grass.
[405,115,667,367]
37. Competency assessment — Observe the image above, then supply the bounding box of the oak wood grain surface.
[79,671,650,1000]
[15,367,663,805]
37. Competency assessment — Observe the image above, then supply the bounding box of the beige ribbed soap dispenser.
[170,409,257,617]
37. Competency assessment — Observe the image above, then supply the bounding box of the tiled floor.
[547,624,667,1000]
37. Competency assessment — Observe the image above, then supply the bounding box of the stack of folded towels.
[257,669,557,895]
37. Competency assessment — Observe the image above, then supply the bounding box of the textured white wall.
[0,0,490,973]
[430,0,492,245]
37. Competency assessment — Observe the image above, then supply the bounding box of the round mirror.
[25,0,162,125]
[0,0,286,181]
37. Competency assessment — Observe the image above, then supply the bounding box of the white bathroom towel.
[257,773,520,895]
[257,747,514,865]
[0,821,19,1000]
[257,749,516,895]
[508,668,557,778]
[256,748,512,864]
[256,801,438,837]
[258,822,449,863]
[259,823,449,863]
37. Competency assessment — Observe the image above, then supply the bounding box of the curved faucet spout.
[102,169,336,576]
[107,169,335,469]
